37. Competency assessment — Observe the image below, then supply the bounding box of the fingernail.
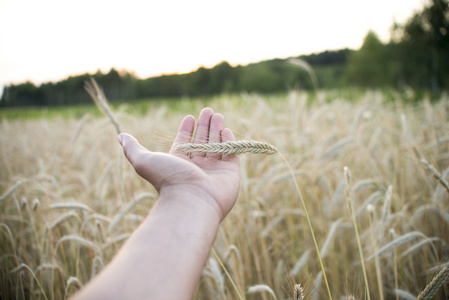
[118,134,124,146]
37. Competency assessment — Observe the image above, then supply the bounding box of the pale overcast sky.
[0,0,426,88]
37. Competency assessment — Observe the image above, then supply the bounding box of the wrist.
[156,185,223,227]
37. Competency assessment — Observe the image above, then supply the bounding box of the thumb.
[118,133,171,192]
[118,133,153,178]
[118,133,148,164]
[118,133,195,192]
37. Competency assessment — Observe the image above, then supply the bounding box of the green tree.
[0,82,44,106]
[346,31,390,87]
[426,0,449,91]
[394,0,449,91]
[209,61,236,93]
[190,67,212,95]
[239,63,279,93]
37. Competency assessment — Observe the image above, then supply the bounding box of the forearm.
[72,189,221,300]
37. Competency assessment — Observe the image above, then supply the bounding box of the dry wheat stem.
[65,276,83,298]
[247,284,277,300]
[176,140,279,155]
[10,263,49,300]
[0,179,30,202]
[278,153,332,300]
[368,206,384,300]
[394,289,416,300]
[344,166,371,300]
[84,78,121,134]
[211,248,244,300]
[420,158,449,195]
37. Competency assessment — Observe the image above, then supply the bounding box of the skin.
[71,107,240,300]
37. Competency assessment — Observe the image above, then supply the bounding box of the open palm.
[119,108,240,221]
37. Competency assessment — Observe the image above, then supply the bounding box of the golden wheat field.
[1,90,449,299]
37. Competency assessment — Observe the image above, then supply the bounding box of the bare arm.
[72,108,240,300]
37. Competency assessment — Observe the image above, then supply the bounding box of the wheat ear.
[417,266,449,300]
[420,158,449,195]
[176,140,278,155]
[294,283,305,300]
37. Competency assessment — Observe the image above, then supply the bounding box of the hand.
[71,108,240,300]
[118,107,240,221]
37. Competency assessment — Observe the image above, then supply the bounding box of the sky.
[0,0,426,89]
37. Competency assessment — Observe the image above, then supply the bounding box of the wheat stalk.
[0,179,30,202]
[288,57,319,92]
[367,231,427,261]
[320,218,343,258]
[31,198,40,211]
[65,276,83,298]
[10,263,49,300]
[312,271,323,300]
[401,237,440,259]
[247,284,277,300]
[57,235,101,254]
[108,193,153,232]
[50,202,95,212]
[84,78,121,135]
[49,211,82,229]
[393,289,416,300]
[292,248,313,276]
[420,158,449,195]
[91,255,104,278]
[344,166,371,300]
[177,140,278,155]
[211,248,244,300]
[367,204,384,300]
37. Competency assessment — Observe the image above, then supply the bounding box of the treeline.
[0,51,352,107]
[1,0,448,107]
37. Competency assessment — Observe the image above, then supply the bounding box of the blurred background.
[1,0,447,107]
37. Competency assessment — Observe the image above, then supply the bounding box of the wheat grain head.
[417,266,449,300]
[294,283,305,300]
[177,140,278,155]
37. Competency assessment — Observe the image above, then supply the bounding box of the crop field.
[1,90,448,299]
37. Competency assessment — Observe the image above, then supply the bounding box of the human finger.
[170,114,195,157]
[221,128,239,164]
[191,107,214,158]
[119,133,158,183]
[206,113,224,159]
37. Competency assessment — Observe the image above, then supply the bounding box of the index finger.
[170,114,195,157]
